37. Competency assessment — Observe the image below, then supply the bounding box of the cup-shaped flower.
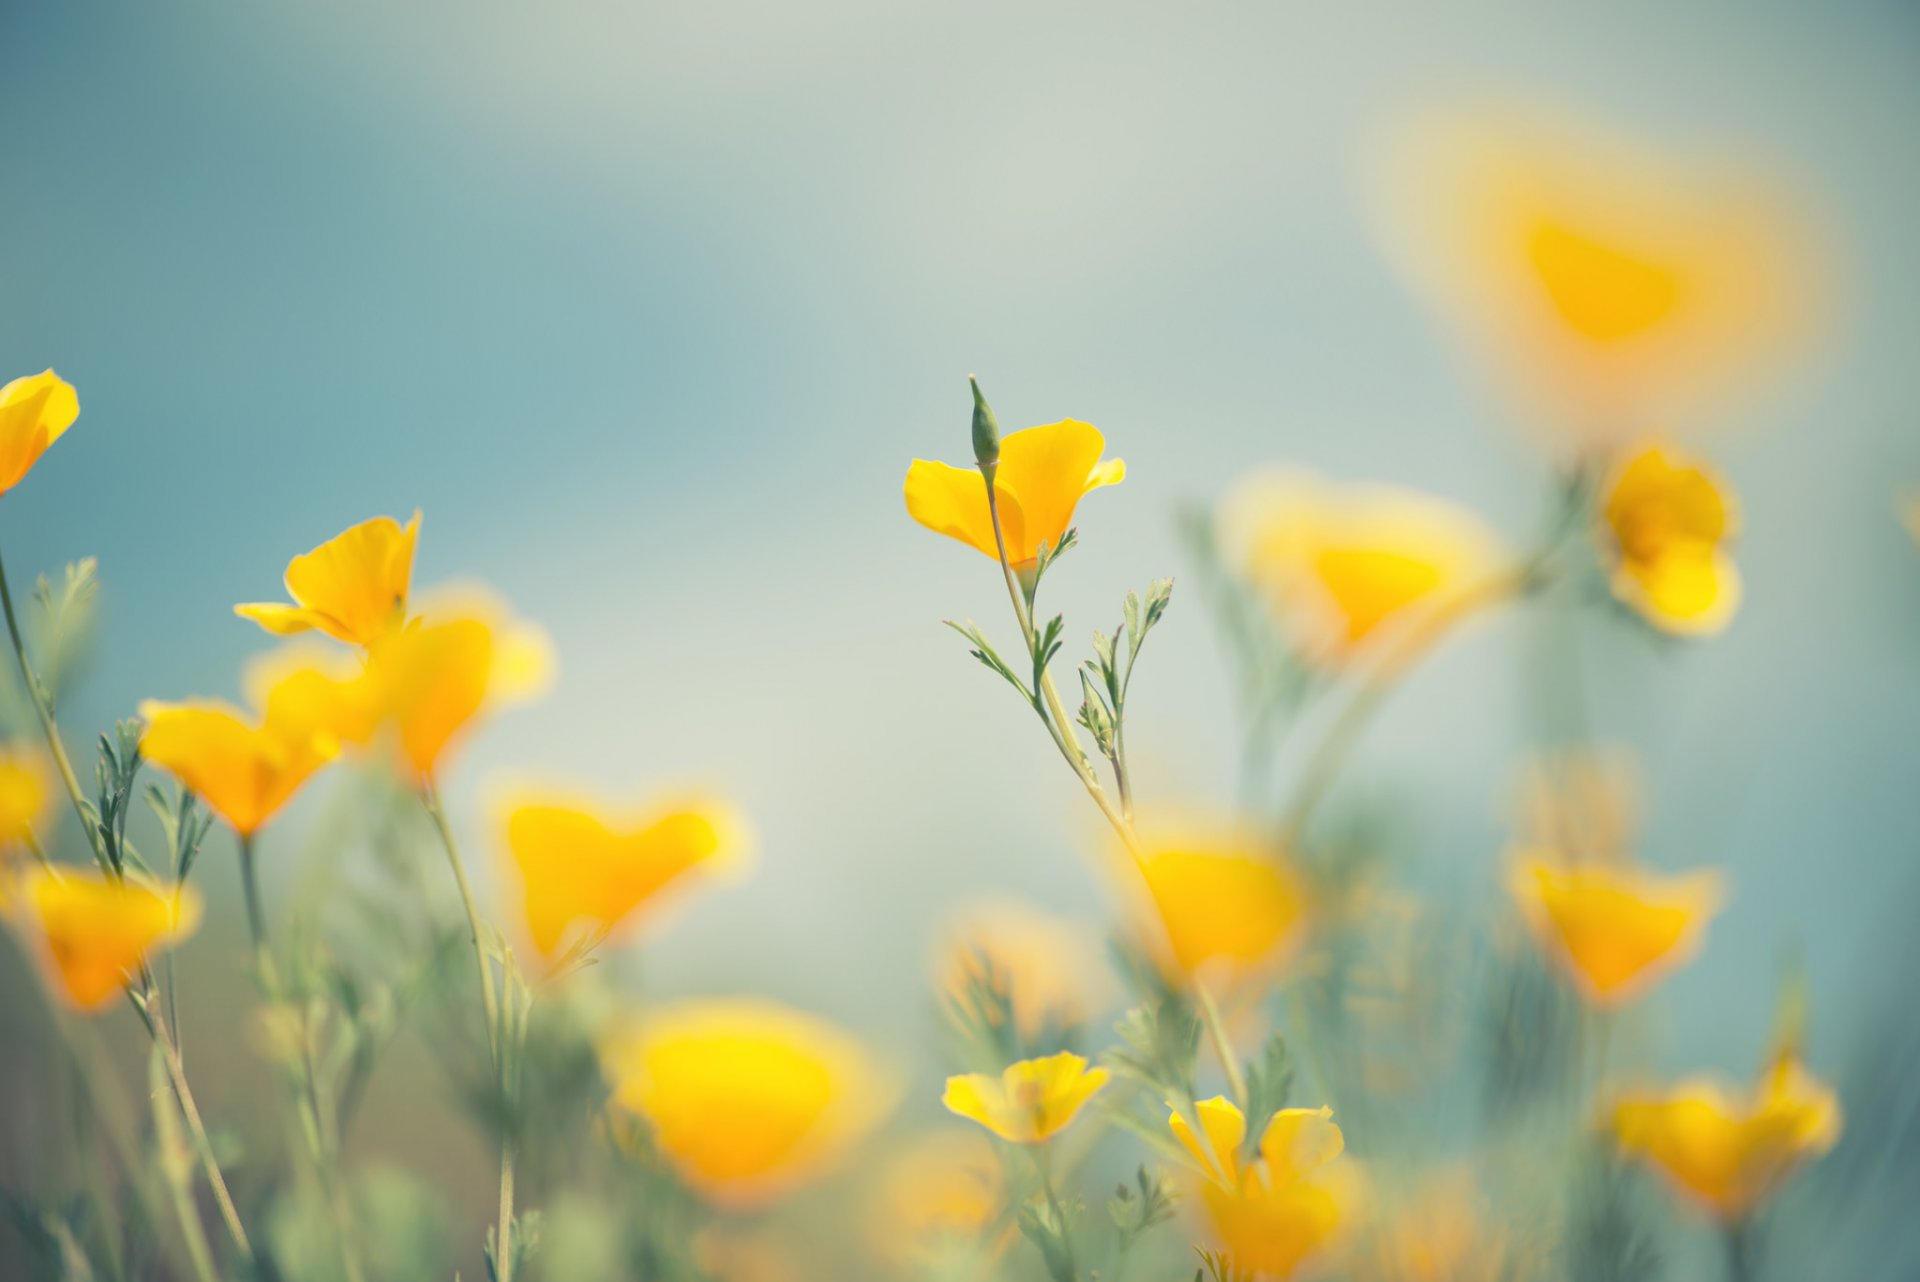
[1600,445,1741,635]
[865,1128,1006,1268]
[5,867,201,1011]
[1216,469,1503,667]
[1168,1096,1354,1279]
[602,998,893,1209]
[235,513,422,647]
[1509,854,1723,1007]
[942,1050,1109,1144]
[939,899,1112,1043]
[0,745,52,849]
[1121,816,1308,992]
[904,419,1125,567]
[0,371,78,497]
[1613,1056,1841,1221]
[501,790,750,961]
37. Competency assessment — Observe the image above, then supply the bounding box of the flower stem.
[149,1043,223,1282]
[1031,1143,1079,1282]
[1193,981,1247,1107]
[147,992,255,1262]
[1724,1218,1755,1282]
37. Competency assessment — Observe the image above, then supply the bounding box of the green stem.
[1724,1218,1755,1282]
[1031,1144,1078,1282]
[149,1045,223,1282]
[1193,982,1247,1107]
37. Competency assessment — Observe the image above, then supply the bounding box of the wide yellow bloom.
[1215,469,1502,666]
[1169,1096,1354,1279]
[1613,1057,1841,1221]
[904,419,1125,566]
[1600,445,1741,635]
[602,998,892,1208]
[939,899,1111,1041]
[502,790,749,960]
[865,1128,1006,1267]
[0,370,79,496]
[943,1050,1109,1144]
[1510,854,1723,1006]
[6,867,202,1011]
[1123,817,1308,990]
[0,745,52,848]
[236,513,421,647]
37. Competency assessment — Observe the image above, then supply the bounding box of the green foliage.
[1238,1032,1295,1158]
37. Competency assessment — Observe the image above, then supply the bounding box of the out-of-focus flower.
[865,1128,1005,1268]
[0,745,52,849]
[1509,854,1723,1006]
[1512,747,1640,866]
[1169,1096,1355,1279]
[1599,445,1741,635]
[501,790,750,961]
[1375,107,1817,449]
[693,1230,814,1282]
[938,899,1112,1042]
[943,1051,1109,1144]
[1355,1168,1532,1281]
[1215,469,1503,667]
[1121,816,1308,992]
[1613,1056,1841,1221]
[5,867,201,1011]
[235,513,421,647]
[0,370,78,497]
[602,998,892,1209]
[140,649,372,836]
[905,419,1125,566]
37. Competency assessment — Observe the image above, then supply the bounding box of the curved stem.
[1193,981,1247,1106]
[148,996,254,1261]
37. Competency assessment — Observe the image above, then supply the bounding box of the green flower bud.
[969,375,1001,476]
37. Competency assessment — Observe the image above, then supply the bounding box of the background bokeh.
[3,0,1919,1273]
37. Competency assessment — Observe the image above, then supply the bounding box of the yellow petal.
[139,698,332,836]
[247,513,421,647]
[1257,1106,1344,1184]
[0,745,52,846]
[866,1128,1005,1265]
[1198,1160,1354,1279]
[903,459,1002,560]
[943,1051,1108,1144]
[1169,1095,1249,1185]
[233,603,323,636]
[994,420,1118,562]
[1131,824,1308,989]
[16,868,200,1011]
[0,370,78,495]
[1512,856,1723,1005]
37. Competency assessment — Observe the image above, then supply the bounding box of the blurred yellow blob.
[1124,817,1308,991]
[1375,107,1817,448]
[1168,1096,1353,1279]
[1613,1056,1841,1221]
[942,1051,1109,1144]
[693,1230,813,1282]
[236,513,421,647]
[6,867,201,1011]
[904,419,1125,566]
[1356,1168,1531,1282]
[0,745,52,849]
[939,899,1111,1041]
[1509,855,1723,1006]
[865,1128,1005,1268]
[1600,444,1741,635]
[1215,469,1503,666]
[602,998,892,1209]
[0,370,78,496]
[501,791,749,960]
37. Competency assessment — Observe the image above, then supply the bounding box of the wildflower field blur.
[3,5,1920,1281]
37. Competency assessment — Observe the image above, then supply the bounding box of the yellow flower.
[1357,1168,1532,1282]
[939,899,1111,1041]
[501,790,750,960]
[1123,816,1308,991]
[865,1128,1006,1267]
[1613,1057,1841,1221]
[1215,469,1502,666]
[6,867,201,1011]
[1509,854,1723,1006]
[0,370,79,496]
[942,1050,1109,1144]
[1169,1096,1354,1279]
[602,997,893,1208]
[904,419,1125,566]
[1600,445,1741,635]
[235,513,422,647]
[0,745,52,848]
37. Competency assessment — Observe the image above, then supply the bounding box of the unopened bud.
[969,375,1001,476]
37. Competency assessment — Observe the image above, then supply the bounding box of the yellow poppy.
[1601,445,1741,635]
[865,1128,1006,1267]
[0,745,51,848]
[1123,817,1308,991]
[1215,469,1502,666]
[1613,1057,1841,1221]
[904,419,1125,566]
[235,513,422,647]
[939,899,1112,1041]
[501,790,750,960]
[1355,1167,1532,1282]
[942,1050,1109,1144]
[1509,854,1723,1006]
[0,370,79,496]
[602,998,893,1209]
[7,867,201,1011]
[1168,1096,1354,1279]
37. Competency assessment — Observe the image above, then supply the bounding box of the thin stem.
[148,995,254,1261]
[1193,981,1247,1107]
[1724,1218,1756,1282]
[1031,1144,1078,1282]
[149,1045,223,1282]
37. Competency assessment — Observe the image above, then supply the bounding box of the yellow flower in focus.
[939,899,1111,1042]
[7,867,201,1011]
[865,1128,1006,1268]
[1215,469,1503,666]
[1613,1057,1841,1221]
[1509,854,1723,1006]
[1600,445,1741,635]
[235,513,421,647]
[904,419,1125,566]
[501,790,750,960]
[1124,817,1308,991]
[1168,1096,1354,1279]
[0,745,52,848]
[943,1051,1109,1144]
[602,998,893,1209]
[0,370,79,496]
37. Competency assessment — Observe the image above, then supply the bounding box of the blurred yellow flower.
[865,1128,1005,1267]
[501,790,749,960]
[6,867,201,1011]
[1215,469,1502,666]
[938,899,1111,1041]
[0,745,52,849]
[235,513,421,647]
[943,1051,1109,1144]
[0,370,78,496]
[1600,445,1741,635]
[1613,1056,1841,1221]
[1124,817,1308,991]
[1169,1096,1353,1279]
[904,419,1125,566]
[1356,1168,1530,1282]
[1509,854,1723,1006]
[602,997,892,1209]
